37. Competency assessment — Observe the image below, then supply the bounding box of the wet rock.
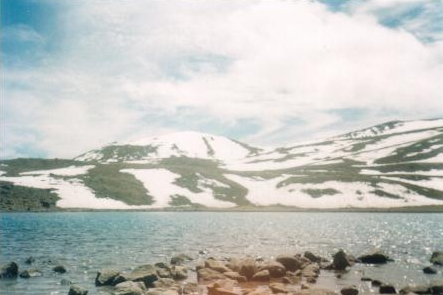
[379,284,397,294]
[206,259,232,273]
[269,282,287,293]
[153,278,176,289]
[331,250,352,270]
[25,256,35,264]
[223,271,247,283]
[431,252,443,266]
[170,254,192,265]
[61,278,72,285]
[172,265,187,280]
[197,267,226,282]
[122,264,159,288]
[68,285,88,295]
[304,252,324,263]
[430,279,443,295]
[0,262,18,278]
[399,285,430,295]
[358,249,390,264]
[424,266,438,274]
[252,269,270,281]
[258,261,286,278]
[19,268,42,278]
[282,270,302,284]
[95,269,120,286]
[53,265,67,274]
[239,258,257,280]
[114,281,146,295]
[341,286,358,295]
[371,280,383,287]
[276,255,304,272]
[302,264,320,278]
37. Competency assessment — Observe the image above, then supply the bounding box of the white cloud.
[2,0,443,158]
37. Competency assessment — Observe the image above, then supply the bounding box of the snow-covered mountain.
[75,131,259,163]
[1,119,442,211]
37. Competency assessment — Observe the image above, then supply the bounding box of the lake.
[1,212,442,294]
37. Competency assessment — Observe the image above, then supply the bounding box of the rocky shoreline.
[1,249,442,295]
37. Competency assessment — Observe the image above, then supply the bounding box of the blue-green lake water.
[1,212,442,294]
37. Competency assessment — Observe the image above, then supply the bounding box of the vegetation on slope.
[81,164,154,205]
[0,158,85,176]
[0,181,60,212]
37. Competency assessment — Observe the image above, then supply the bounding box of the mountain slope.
[1,119,442,210]
[75,131,260,163]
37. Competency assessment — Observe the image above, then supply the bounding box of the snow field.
[0,174,135,209]
[223,174,443,208]
[20,165,95,176]
[380,176,443,192]
[121,168,236,208]
[126,131,251,161]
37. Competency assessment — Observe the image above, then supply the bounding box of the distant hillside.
[1,119,442,211]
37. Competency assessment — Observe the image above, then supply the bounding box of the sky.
[2,0,443,159]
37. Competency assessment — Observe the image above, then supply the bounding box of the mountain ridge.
[1,119,442,211]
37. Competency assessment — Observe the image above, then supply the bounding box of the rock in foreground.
[430,251,443,265]
[68,285,88,295]
[0,262,18,279]
[358,249,390,264]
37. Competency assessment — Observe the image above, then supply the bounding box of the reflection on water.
[1,212,442,294]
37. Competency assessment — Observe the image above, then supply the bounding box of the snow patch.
[122,168,235,208]
[381,176,443,192]
[224,174,443,208]
[123,131,251,161]
[361,169,443,177]
[20,165,95,176]
[0,175,135,209]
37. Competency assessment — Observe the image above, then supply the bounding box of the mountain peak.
[76,130,255,163]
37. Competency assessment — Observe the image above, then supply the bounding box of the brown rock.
[172,265,187,280]
[276,255,303,272]
[224,271,247,283]
[269,283,287,294]
[259,261,286,278]
[245,288,272,295]
[302,264,320,278]
[207,279,239,295]
[95,269,119,286]
[114,281,146,295]
[252,269,270,281]
[197,268,226,283]
[152,278,177,289]
[239,259,257,280]
[306,277,317,284]
[183,282,199,294]
[206,259,232,273]
[295,288,337,295]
